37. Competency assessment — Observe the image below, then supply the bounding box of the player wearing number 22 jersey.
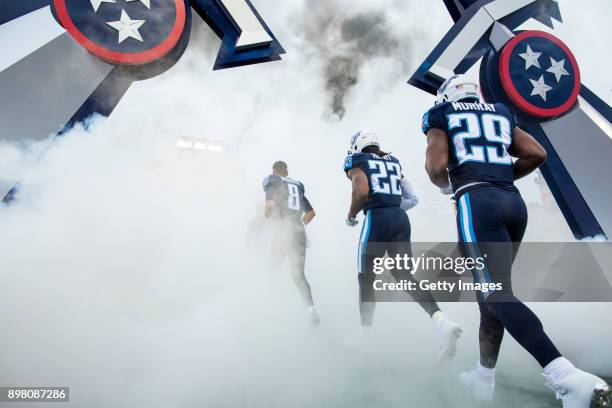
[343,131,462,362]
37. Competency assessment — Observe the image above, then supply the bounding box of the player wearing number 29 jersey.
[424,75,611,407]
[422,100,518,196]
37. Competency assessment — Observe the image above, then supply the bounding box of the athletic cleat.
[543,369,611,408]
[460,368,495,402]
[307,306,320,326]
[435,317,462,362]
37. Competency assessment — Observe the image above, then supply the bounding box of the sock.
[432,311,445,324]
[361,325,372,337]
[476,361,496,383]
[543,357,576,383]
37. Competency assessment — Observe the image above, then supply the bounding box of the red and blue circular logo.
[499,30,581,118]
[53,0,186,65]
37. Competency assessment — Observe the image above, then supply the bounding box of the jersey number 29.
[368,160,402,195]
[448,113,512,165]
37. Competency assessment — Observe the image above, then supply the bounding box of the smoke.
[0,0,610,407]
[300,0,421,119]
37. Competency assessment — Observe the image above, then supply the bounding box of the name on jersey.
[451,102,497,112]
[369,153,393,161]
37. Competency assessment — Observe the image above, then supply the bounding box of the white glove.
[346,217,359,227]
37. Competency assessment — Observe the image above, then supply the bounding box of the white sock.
[476,361,496,383]
[544,357,576,383]
[432,311,445,325]
[361,325,372,337]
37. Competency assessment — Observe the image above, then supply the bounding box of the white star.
[546,57,570,82]
[519,45,542,70]
[107,10,145,44]
[529,75,553,101]
[90,0,116,12]
[126,0,151,9]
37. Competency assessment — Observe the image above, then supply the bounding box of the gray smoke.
[301,1,417,119]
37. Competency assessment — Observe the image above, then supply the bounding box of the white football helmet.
[349,130,379,154]
[436,74,481,104]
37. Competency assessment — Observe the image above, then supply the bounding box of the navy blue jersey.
[263,175,313,222]
[344,152,403,212]
[422,101,519,194]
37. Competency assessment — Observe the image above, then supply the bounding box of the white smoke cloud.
[0,0,610,407]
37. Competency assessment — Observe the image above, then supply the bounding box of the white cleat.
[435,317,462,362]
[307,306,320,326]
[460,368,495,402]
[544,369,612,408]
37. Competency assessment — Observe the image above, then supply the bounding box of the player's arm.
[302,210,316,225]
[347,167,369,219]
[302,196,316,225]
[400,177,419,211]
[508,127,547,180]
[263,176,279,218]
[425,128,450,188]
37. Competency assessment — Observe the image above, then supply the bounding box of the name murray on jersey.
[451,102,497,112]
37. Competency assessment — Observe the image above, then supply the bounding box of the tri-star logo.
[52,0,284,68]
[499,30,581,118]
[54,0,187,65]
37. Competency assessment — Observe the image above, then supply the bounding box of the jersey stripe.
[358,212,372,274]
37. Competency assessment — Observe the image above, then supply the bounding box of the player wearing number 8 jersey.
[263,161,319,326]
[424,74,611,407]
[343,131,462,362]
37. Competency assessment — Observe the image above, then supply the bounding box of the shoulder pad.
[262,174,281,189]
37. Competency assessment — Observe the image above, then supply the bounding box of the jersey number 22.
[368,160,402,195]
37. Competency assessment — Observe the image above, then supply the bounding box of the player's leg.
[458,300,504,401]
[458,190,560,365]
[357,210,378,327]
[458,190,611,405]
[503,193,611,407]
[287,224,319,325]
[387,208,462,362]
[387,210,441,316]
[477,301,504,369]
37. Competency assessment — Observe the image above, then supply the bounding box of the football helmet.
[349,130,379,154]
[436,74,481,104]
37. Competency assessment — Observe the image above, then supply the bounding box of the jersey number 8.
[448,113,512,165]
[368,160,402,195]
[287,183,300,211]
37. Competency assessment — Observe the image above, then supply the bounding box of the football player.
[263,161,319,326]
[423,74,611,407]
[344,131,462,361]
